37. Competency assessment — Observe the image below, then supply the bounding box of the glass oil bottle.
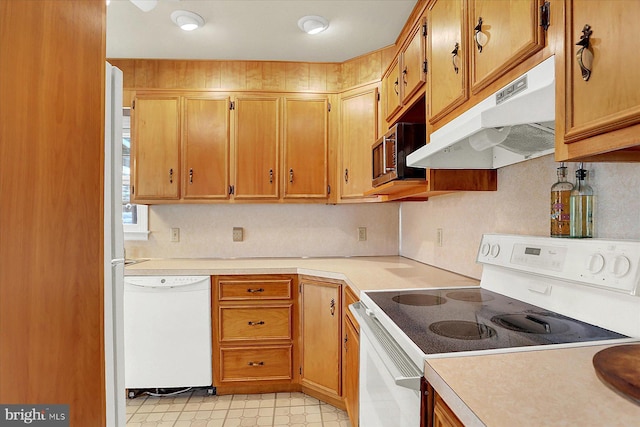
[570,164,594,238]
[550,163,573,237]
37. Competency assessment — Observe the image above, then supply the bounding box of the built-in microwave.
[372,123,426,187]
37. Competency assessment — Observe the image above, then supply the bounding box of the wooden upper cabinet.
[401,19,427,105]
[132,95,181,200]
[469,0,545,94]
[427,0,468,125]
[182,96,230,199]
[383,59,402,122]
[557,0,640,160]
[340,84,379,200]
[283,97,329,199]
[233,96,280,199]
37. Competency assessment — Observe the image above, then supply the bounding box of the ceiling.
[106,0,418,63]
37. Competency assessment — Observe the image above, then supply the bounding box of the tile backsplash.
[126,154,640,281]
[400,154,640,279]
[125,203,400,259]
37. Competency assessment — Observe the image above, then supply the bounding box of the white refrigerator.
[104,62,126,427]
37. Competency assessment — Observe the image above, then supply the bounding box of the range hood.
[407,56,556,169]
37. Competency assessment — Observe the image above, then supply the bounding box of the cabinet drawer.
[220,305,292,341]
[218,278,292,300]
[220,346,292,382]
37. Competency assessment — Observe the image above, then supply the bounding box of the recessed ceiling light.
[297,15,329,35]
[171,10,205,32]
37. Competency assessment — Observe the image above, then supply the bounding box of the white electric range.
[350,234,640,427]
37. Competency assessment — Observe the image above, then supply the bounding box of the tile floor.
[126,389,351,427]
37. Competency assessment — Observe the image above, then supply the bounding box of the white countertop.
[425,343,640,427]
[124,256,480,294]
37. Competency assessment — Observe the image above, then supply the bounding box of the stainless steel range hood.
[407,56,556,169]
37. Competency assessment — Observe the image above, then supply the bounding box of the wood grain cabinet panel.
[557,0,640,161]
[182,96,230,199]
[340,84,379,200]
[283,97,329,199]
[132,95,181,200]
[342,286,360,427]
[300,279,342,398]
[401,20,427,105]
[233,96,280,199]
[427,0,468,125]
[220,305,292,341]
[383,59,402,122]
[220,346,293,382]
[433,394,464,427]
[469,0,545,94]
[218,278,293,300]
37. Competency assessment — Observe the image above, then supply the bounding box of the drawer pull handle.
[576,24,594,81]
[248,321,265,326]
[330,298,336,316]
[248,361,264,367]
[451,42,460,74]
[247,288,265,293]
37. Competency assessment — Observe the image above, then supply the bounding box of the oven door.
[350,301,422,427]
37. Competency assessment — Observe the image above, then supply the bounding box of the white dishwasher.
[124,276,212,392]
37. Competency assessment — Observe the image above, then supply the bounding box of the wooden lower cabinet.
[213,275,298,394]
[433,393,464,427]
[299,278,343,404]
[342,286,360,427]
[212,275,356,421]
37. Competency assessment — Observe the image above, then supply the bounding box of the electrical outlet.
[437,228,443,247]
[233,227,244,242]
[170,227,180,242]
[358,227,367,242]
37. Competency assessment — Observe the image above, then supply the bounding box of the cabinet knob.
[451,42,460,74]
[474,17,487,53]
[247,361,264,367]
[289,168,294,183]
[247,288,265,293]
[330,298,335,316]
[344,168,349,183]
[269,169,273,184]
[248,321,265,326]
[189,168,193,184]
[576,24,594,81]
[169,168,173,184]
[394,78,399,95]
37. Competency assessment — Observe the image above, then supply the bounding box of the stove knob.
[609,255,631,278]
[480,243,491,256]
[586,253,605,274]
[490,244,500,258]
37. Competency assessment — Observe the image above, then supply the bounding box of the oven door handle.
[350,301,422,391]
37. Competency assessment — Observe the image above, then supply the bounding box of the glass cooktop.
[365,288,627,355]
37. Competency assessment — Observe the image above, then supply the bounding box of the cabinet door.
[234,96,279,199]
[183,97,230,199]
[343,314,359,427]
[433,394,464,427]
[132,95,180,200]
[469,0,545,94]
[562,0,640,147]
[383,59,402,122]
[428,0,468,125]
[283,97,329,199]
[300,280,341,397]
[340,85,379,200]
[401,20,427,105]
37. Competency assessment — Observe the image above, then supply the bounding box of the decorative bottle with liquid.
[570,165,594,238]
[550,163,573,237]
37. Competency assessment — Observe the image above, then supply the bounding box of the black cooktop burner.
[392,293,446,306]
[429,320,497,340]
[364,287,628,355]
[491,312,571,334]
[446,290,495,302]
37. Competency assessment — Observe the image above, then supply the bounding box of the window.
[122,108,149,240]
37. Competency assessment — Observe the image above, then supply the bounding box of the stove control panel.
[477,234,640,295]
